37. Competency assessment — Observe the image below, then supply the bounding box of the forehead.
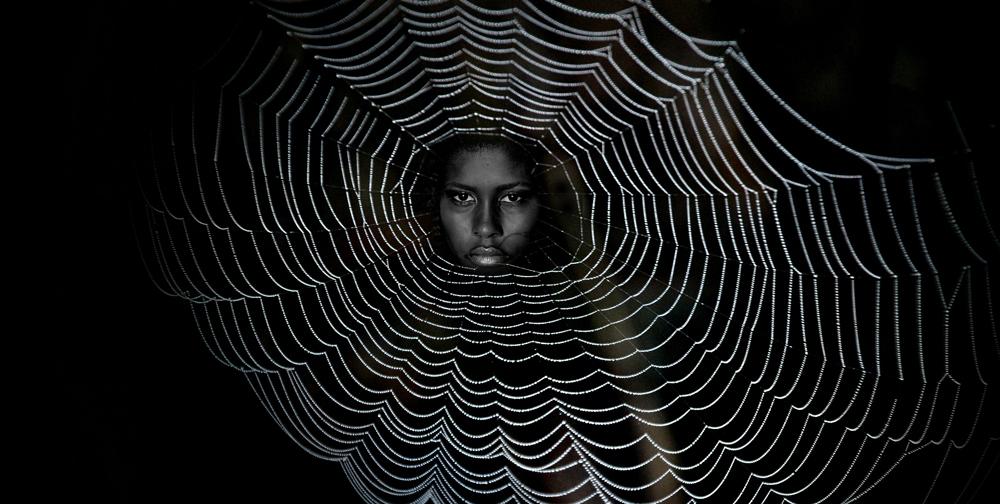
[444,147,530,186]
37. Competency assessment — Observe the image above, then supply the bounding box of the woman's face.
[439,147,539,271]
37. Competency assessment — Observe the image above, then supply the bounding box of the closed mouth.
[468,247,507,267]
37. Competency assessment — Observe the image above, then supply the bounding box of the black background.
[50,0,997,501]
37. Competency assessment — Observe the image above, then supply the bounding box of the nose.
[473,200,501,239]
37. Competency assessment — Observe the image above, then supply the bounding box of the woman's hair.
[430,134,538,184]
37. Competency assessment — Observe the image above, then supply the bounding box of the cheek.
[504,204,539,234]
[500,205,539,256]
[439,202,470,243]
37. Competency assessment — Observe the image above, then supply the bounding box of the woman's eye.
[500,192,527,205]
[447,191,474,205]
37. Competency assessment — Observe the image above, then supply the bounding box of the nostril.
[473,209,501,237]
[474,223,500,237]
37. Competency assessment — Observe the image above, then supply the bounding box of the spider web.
[139,1,1000,502]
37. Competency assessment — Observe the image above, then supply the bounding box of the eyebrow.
[444,181,533,192]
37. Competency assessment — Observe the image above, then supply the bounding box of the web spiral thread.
[140,1,1000,502]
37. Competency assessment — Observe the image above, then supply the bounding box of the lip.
[468,247,507,267]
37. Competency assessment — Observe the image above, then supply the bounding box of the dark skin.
[439,147,539,272]
[437,146,680,500]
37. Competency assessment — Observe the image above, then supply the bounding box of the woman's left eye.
[500,192,524,204]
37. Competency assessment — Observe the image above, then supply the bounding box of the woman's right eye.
[446,191,474,206]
